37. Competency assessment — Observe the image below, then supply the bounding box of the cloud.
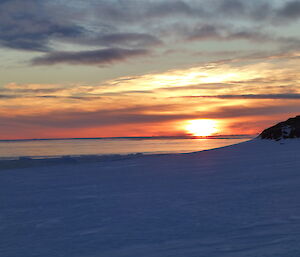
[90,0,202,23]
[2,101,300,132]
[1,0,299,56]
[158,83,236,91]
[215,0,274,21]
[277,1,300,19]
[218,0,246,16]
[180,94,300,100]
[31,48,150,66]
[0,23,83,52]
[197,104,300,119]
[145,1,199,18]
[188,25,221,40]
[0,94,16,99]
[0,94,100,101]
[0,0,84,51]
[227,30,270,42]
[1,86,65,94]
[188,24,274,43]
[79,33,162,48]
[0,104,200,129]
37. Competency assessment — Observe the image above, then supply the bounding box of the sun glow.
[200,73,238,83]
[185,119,218,137]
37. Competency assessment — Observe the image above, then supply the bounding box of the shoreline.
[0,138,294,170]
[0,137,253,162]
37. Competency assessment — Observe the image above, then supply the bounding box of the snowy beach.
[1,138,300,257]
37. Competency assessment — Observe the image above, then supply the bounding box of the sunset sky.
[1,0,300,139]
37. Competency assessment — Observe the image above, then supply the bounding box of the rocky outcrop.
[260,115,300,140]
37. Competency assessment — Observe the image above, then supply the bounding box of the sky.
[1,0,300,139]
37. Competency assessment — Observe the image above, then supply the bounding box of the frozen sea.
[2,138,299,257]
[0,136,251,159]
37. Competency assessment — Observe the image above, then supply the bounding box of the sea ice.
[1,139,300,257]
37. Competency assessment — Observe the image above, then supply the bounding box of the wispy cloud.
[197,103,300,119]
[0,104,199,128]
[179,94,300,100]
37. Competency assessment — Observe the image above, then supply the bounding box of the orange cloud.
[1,53,300,139]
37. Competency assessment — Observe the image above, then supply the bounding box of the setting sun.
[185,119,218,137]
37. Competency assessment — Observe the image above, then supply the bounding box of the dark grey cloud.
[213,0,300,22]
[215,0,274,21]
[1,0,300,59]
[0,2,148,52]
[251,2,273,21]
[145,1,200,18]
[0,0,84,51]
[228,30,270,42]
[188,25,221,40]
[0,22,83,52]
[90,0,203,23]
[31,48,149,66]
[277,1,300,19]
[88,0,290,25]
[88,0,273,24]
[218,0,245,16]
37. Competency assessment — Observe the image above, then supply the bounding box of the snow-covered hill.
[1,139,300,257]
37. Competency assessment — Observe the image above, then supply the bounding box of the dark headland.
[260,115,300,140]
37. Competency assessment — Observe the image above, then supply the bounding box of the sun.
[185,119,218,137]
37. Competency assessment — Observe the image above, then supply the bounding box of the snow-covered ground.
[1,139,300,257]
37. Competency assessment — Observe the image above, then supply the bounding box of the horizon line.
[0,134,256,142]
